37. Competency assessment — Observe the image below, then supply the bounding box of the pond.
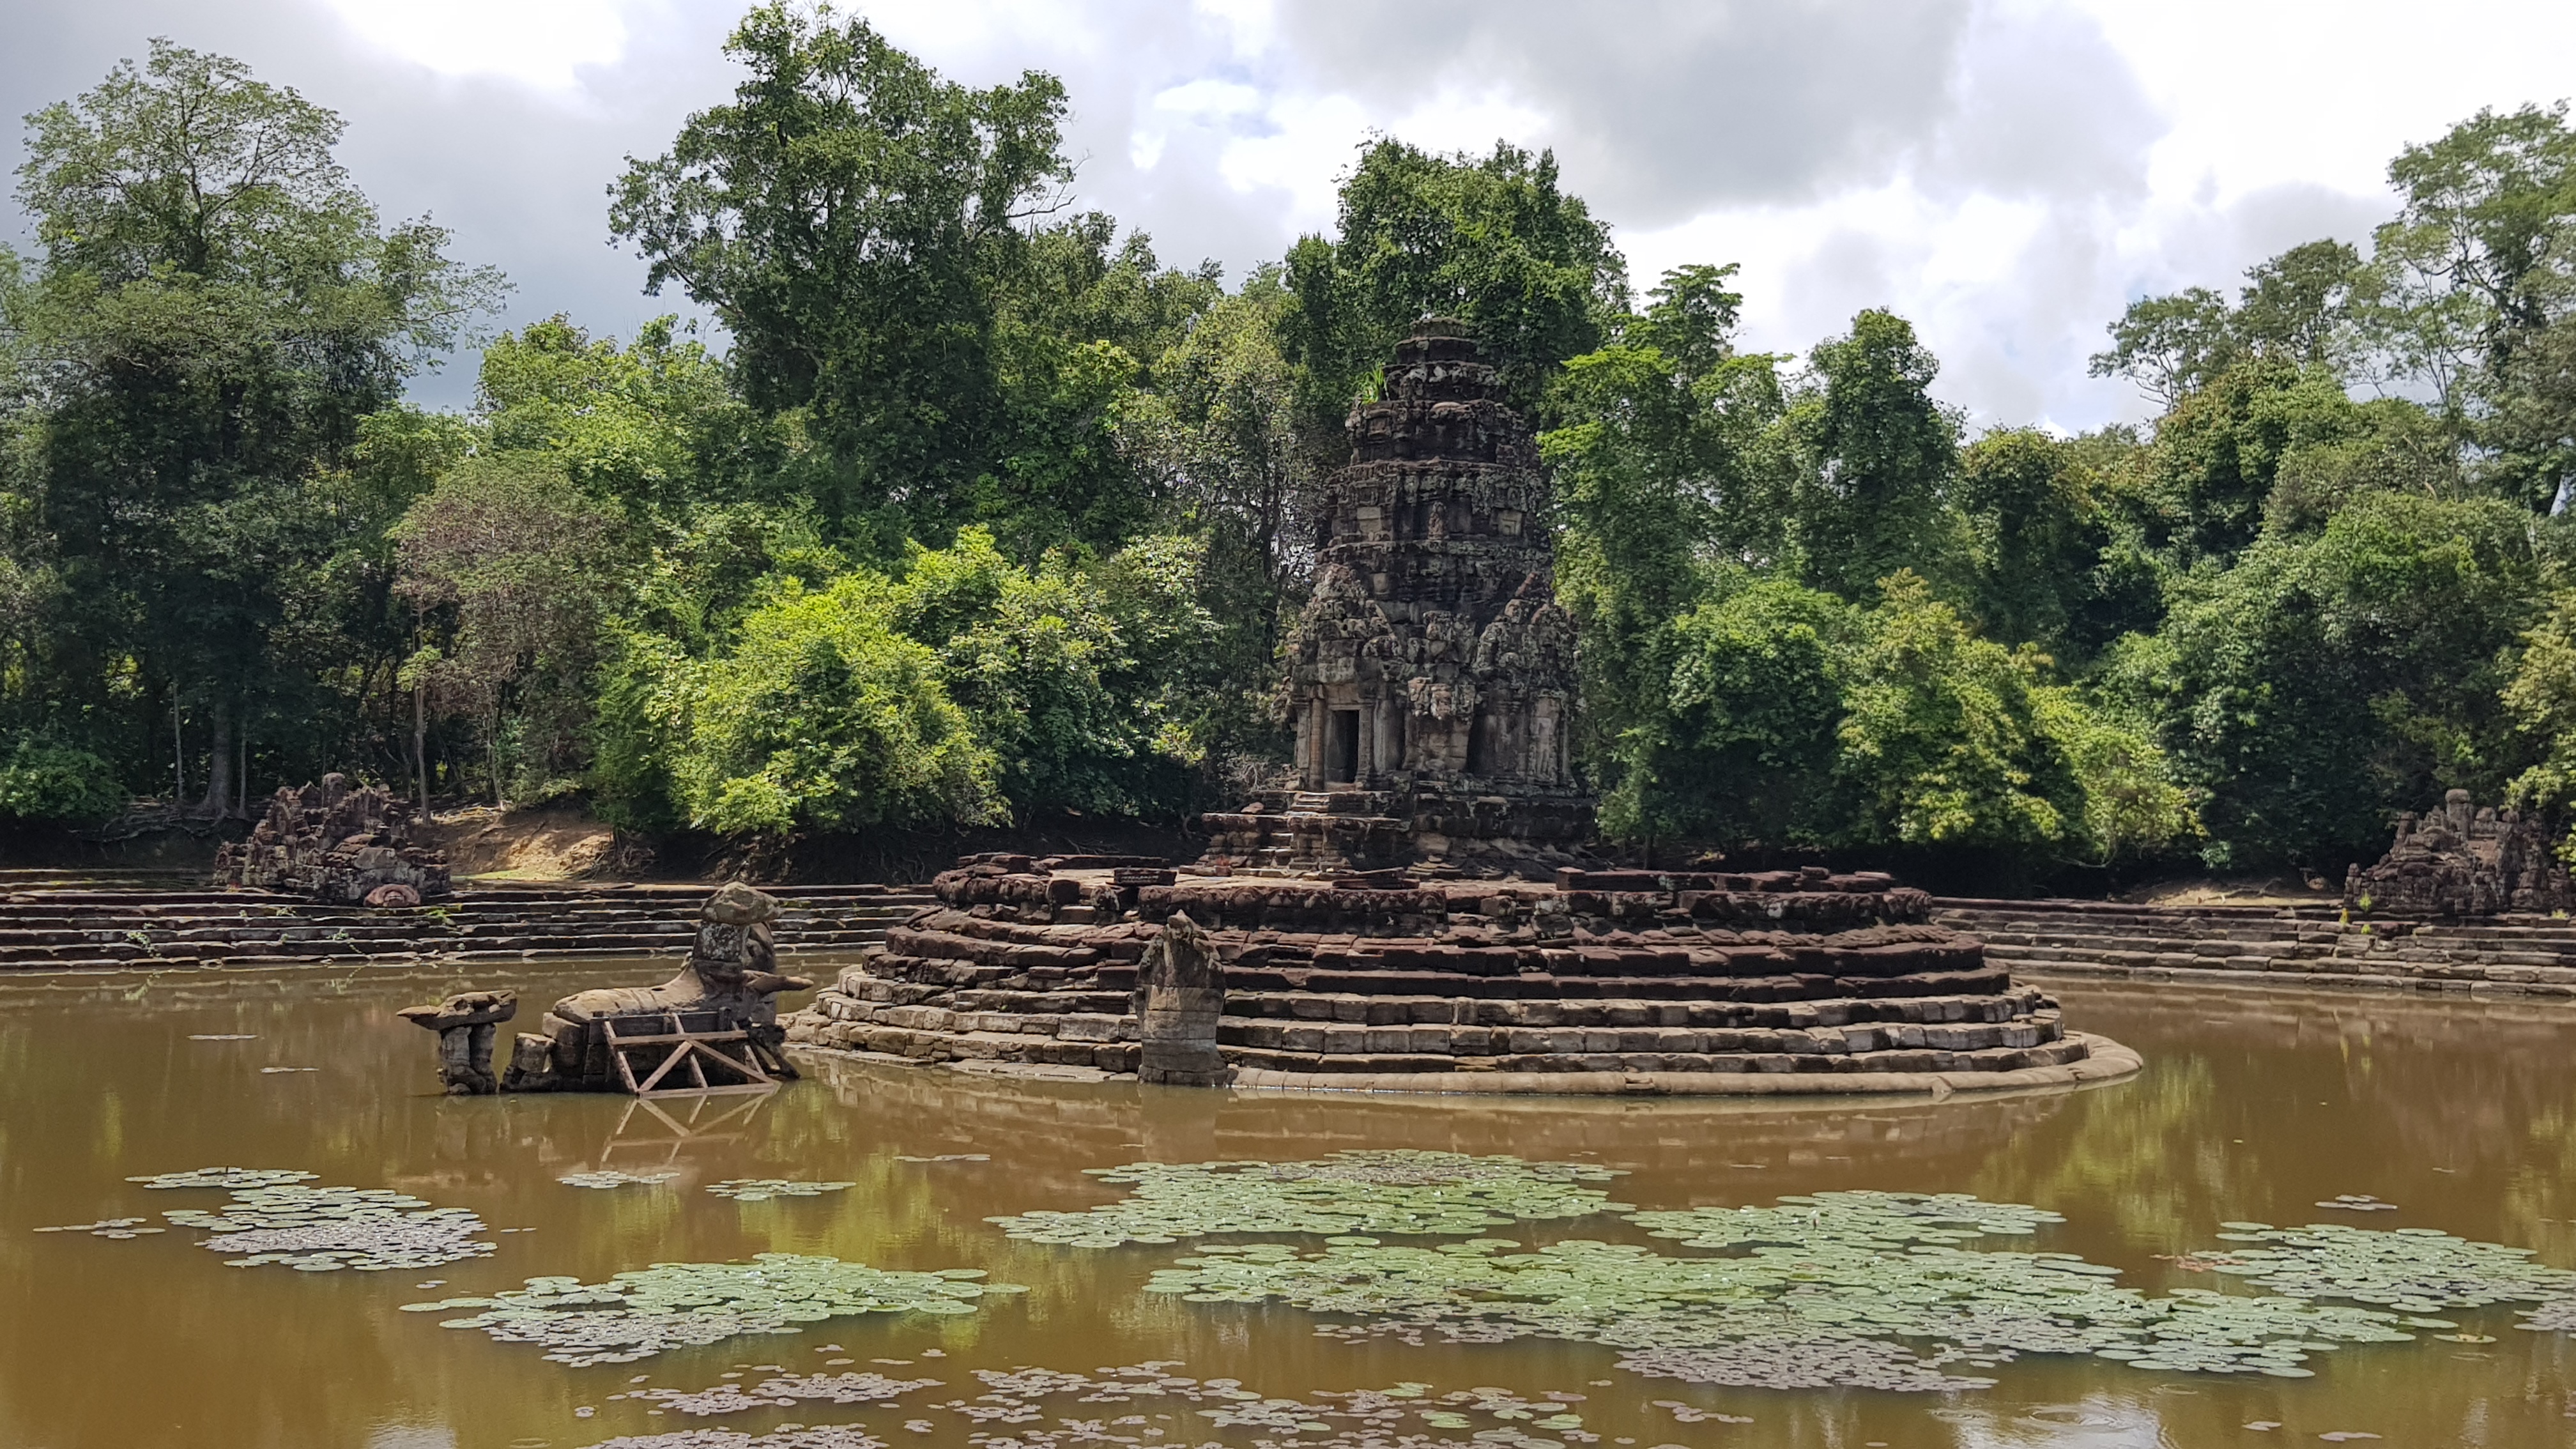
[4,960,2574,1448]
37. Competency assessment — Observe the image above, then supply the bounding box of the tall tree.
[4,40,498,811]
[1542,263,1791,809]
[611,4,1208,555]
[1278,139,1629,433]
[2375,102,2576,393]
[1786,309,1959,601]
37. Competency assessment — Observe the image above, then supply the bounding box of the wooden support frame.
[601,1010,779,1098]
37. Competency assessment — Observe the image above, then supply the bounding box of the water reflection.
[0,964,2570,1446]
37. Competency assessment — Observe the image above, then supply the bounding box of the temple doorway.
[1326,709,1360,784]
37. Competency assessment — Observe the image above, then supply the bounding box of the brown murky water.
[5,960,2576,1449]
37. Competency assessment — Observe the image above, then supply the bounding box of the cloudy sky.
[6,0,2573,427]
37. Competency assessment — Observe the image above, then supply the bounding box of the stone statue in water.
[400,882,811,1094]
[1133,910,1226,1085]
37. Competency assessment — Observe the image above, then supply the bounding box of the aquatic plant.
[707,1179,856,1201]
[586,1429,889,1449]
[130,1168,316,1190]
[562,1171,679,1190]
[2191,1222,2576,1311]
[33,1218,164,1239]
[1630,1190,2065,1250]
[407,1254,1023,1365]
[1163,1232,2426,1384]
[619,1372,944,1416]
[989,1151,1629,1247]
[162,1183,496,1271]
[570,1361,1675,1449]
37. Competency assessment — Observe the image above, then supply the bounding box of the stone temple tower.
[1198,319,1597,878]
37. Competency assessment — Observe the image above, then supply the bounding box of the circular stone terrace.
[786,855,2140,1096]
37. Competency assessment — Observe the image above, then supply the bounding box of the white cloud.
[10,0,2575,424]
[314,0,641,93]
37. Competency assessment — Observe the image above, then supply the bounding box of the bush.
[659,576,1001,834]
[1609,572,2194,868]
[0,740,126,825]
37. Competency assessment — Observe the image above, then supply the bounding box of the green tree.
[1608,571,1860,845]
[611,4,1207,555]
[2089,287,2237,408]
[393,457,625,805]
[4,39,499,811]
[650,573,1000,834]
[0,739,125,824]
[1786,309,1960,600]
[1602,570,2189,867]
[1121,276,1308,762]
[477,314,779,516]
[2373,102,2576,398]
[2090,239,2368,406]
[2121,360,2367,565]
[1279,139,1628,432]
[887,526,1216,818]
[1542,263,1791,797]
[2109,492,2540,869]
[1949,429,2112,659]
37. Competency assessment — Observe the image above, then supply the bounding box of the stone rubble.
[211,773,452,904]
[2343,788,2575,917]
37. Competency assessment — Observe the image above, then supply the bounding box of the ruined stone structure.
[788,855,2132,1094]
[2343,789,2575,917]
[790,322,2135,1094]
[1199,321,1591,879]
[397,990,517,1095]
[212,774,450,905]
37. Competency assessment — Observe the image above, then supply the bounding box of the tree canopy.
[10,25,2576,891]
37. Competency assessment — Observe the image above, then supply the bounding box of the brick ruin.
[1198,319,1591,880]
[787,325,2134,1093]
[212,774,452,905]
[2344,789,2575,916]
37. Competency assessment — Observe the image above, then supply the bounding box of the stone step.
[0,885,933,972]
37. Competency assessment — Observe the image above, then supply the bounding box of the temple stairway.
[0,881,933,972]
[1935,897,2576,996]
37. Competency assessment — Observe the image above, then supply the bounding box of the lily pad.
[161,1183,497,1271]
[408,1254,1023,1366]
[708,1180,856,1202]
[561,1171,679,1190]
[1131,1188,2425,1390]
[33,1217,165,1239]
[2177,1223,2576,1308]
[989,1151,1629,1247]
[129,1168,316,1190]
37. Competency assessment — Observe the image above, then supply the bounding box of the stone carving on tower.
[1199,319,1595,878]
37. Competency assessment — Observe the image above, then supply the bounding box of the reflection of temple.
[2344,789,2575,916]
[1199,321,1592,880]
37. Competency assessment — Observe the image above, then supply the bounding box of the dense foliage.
[6,19,2576,884]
